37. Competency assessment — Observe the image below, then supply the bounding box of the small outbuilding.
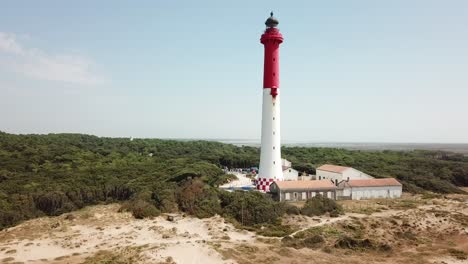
[336,178,402,200]
[269,180,337,202]
[283,167,299,181]
[316,164,373,184]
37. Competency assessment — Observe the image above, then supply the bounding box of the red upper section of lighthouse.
[261,13,283,94]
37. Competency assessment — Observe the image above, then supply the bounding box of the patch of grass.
[389,199,421,210]
[255,224,296,237]
[448,248,467,260]
[82,248,143,264]
[421,192,442,200]
[1,257,15,263]
[294,226,342,240]
[335,236,391,252]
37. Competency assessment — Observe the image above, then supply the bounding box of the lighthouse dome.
[265,12,279,28]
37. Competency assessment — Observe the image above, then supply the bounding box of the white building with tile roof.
[337,178,402,200]
[270,180,337,201]
[316,164,373,184]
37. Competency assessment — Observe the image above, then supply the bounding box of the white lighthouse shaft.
[257,89,284,192]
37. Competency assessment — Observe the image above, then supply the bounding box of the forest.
[0,131,467,229]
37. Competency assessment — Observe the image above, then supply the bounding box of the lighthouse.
[255,12,284,192]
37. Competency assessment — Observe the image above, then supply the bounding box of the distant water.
[216,140,468,155]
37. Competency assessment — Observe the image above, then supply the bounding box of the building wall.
[316,170,342,182]
[283,168,298,181]
[299,175,313,181]
[279,189,336,202]
[342,169,373,180]
[317,168,373,183]
[348,186,402,200]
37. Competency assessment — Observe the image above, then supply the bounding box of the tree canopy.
[0,131,466,229]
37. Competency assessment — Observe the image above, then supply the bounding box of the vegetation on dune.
[301,194,343,217]
[0,131,467,229]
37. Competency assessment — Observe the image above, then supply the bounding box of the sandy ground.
[219,172,253,188]
[0,205,253,263]
[0,194,467,264]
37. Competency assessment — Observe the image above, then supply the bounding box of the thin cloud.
[0,32,104,85]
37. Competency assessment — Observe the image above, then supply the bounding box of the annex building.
[316,164,373,184]
[336,178,402,200]
[282,159,299,181]
[269,180,337,202]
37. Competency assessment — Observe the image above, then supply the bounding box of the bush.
[301,195,343,217]
[448,248,467,260]
[151,186,178,213]
[335,236,374,250]
[177,179,221,218]
[284,204,301,215]
[282,234,325,249]
[120,199,160,219]
[220,191,285,226]
[255,224,295,237]
[303,235,325,248]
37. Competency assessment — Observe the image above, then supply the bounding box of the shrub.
[284,204,301,215]
[151,186,178,213]
[120,199,160,219]
[303,235,325,248]
[255,224,295,237]
[301,195,343,217]
[448,248,467,260]
[220,191,285,226]
[335,236,374,250]
[177,179,221,218]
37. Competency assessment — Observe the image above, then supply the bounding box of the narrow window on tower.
[273,102,275,106]
[273,161,275,165]
[273,117,275,120]
[273,146,275,150]
[273,131,275,135]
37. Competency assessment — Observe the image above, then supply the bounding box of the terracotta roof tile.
[316,164,351,173]
[274,180,336,190]
[346,178,402,187]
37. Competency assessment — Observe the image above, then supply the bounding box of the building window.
[289,169,291,172]
[273,117,275,120]
[273,146,275,150]
[285,193,290,200]
[273,161,275,165]
[273,102,275,106]
[273,131,275,135]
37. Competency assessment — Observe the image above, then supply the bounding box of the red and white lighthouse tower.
[255,12,284,192]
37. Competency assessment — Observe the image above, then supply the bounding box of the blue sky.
[1,0,467,143]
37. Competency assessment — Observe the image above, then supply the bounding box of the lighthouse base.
[255,177,283,192]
